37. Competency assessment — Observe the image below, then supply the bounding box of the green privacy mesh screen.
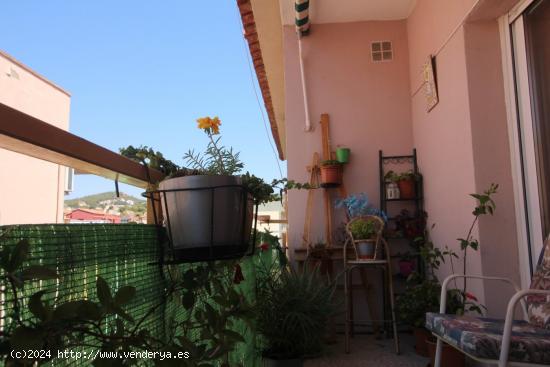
[0,224,282,366]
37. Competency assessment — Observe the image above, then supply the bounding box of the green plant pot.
[336,147,351,163]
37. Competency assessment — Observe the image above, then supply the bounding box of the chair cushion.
[426,313,550,364]
[528,239,550,329]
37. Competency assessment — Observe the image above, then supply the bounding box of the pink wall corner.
[283,20,414,256]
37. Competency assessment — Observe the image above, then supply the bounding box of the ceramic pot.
[159,175,253,262]
[397,178,416,199]
[320,164,343,188]
[413,327,431,357]
[427,339,465,367]
[356,240,375,259]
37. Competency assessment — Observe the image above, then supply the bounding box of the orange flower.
[196,116,221,135]
[210,116,221,135]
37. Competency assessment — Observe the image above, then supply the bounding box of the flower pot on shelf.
[355,240,375,259]
[320,163,343,188]
[398,259,415,278]
[397,178,416,199]
[158,175,254,262]
[335,147,351,163]
[427,339,465,367]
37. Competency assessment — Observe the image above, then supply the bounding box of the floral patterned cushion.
[528,239,550,329]
[426,313,550,364]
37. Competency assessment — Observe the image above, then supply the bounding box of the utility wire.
[235,5,284,179]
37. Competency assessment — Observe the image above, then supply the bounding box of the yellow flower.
[196,116,221,135]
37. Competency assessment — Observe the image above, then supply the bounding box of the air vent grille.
[371,41,393,62]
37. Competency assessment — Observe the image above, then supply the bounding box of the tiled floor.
[304,333,429,367]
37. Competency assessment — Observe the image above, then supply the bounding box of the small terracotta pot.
[427,339,465,367]
[320,164,343,188]
[397,178,416,199]
[413,328,430,357]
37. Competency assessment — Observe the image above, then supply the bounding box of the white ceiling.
[280,0,417,25]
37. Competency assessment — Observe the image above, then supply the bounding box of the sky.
[0,0,285,199]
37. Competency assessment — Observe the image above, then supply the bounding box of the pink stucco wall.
[407,0,521,316]
[0,51,70,225]
[284,20,413,253]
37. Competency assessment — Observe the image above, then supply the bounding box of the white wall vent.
[371,41,393,62]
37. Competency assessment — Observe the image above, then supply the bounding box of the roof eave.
[237,0,285,161]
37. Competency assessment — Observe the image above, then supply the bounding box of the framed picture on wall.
[423,55,439,112]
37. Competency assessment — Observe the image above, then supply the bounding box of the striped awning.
[295,0,310,36]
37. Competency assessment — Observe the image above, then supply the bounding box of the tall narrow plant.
[457,183,498,309]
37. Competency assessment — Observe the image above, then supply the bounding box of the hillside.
[65,192,146,216]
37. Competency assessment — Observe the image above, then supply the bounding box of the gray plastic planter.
[159,175,253,262]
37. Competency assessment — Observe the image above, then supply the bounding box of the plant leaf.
[29,290,49,321]
[8,240,30,272]
[77,300,103,321]
[96,277,112,308]
[21,265,58,281]
[114,286,136,306]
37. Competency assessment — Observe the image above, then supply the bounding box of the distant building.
[64,209,121,224]
[0,50,71,225]
[257,201,286,243]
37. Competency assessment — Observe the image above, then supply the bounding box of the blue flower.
[335,193,387,221]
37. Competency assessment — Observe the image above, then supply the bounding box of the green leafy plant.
[121,117,309,206]
[396,280,441,328]
[255,264,337,360]
[384,170,421,183]
[0,232,253,366]
[394,209,427,241]
[396,183,498,327]
[348,219,377,240]
[119,145,182,177]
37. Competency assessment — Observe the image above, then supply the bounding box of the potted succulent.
[348,218,377,259]
[255,264,336,366]
[335,147,351,164]
[121,116,305,262]
[319,160,343,188]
